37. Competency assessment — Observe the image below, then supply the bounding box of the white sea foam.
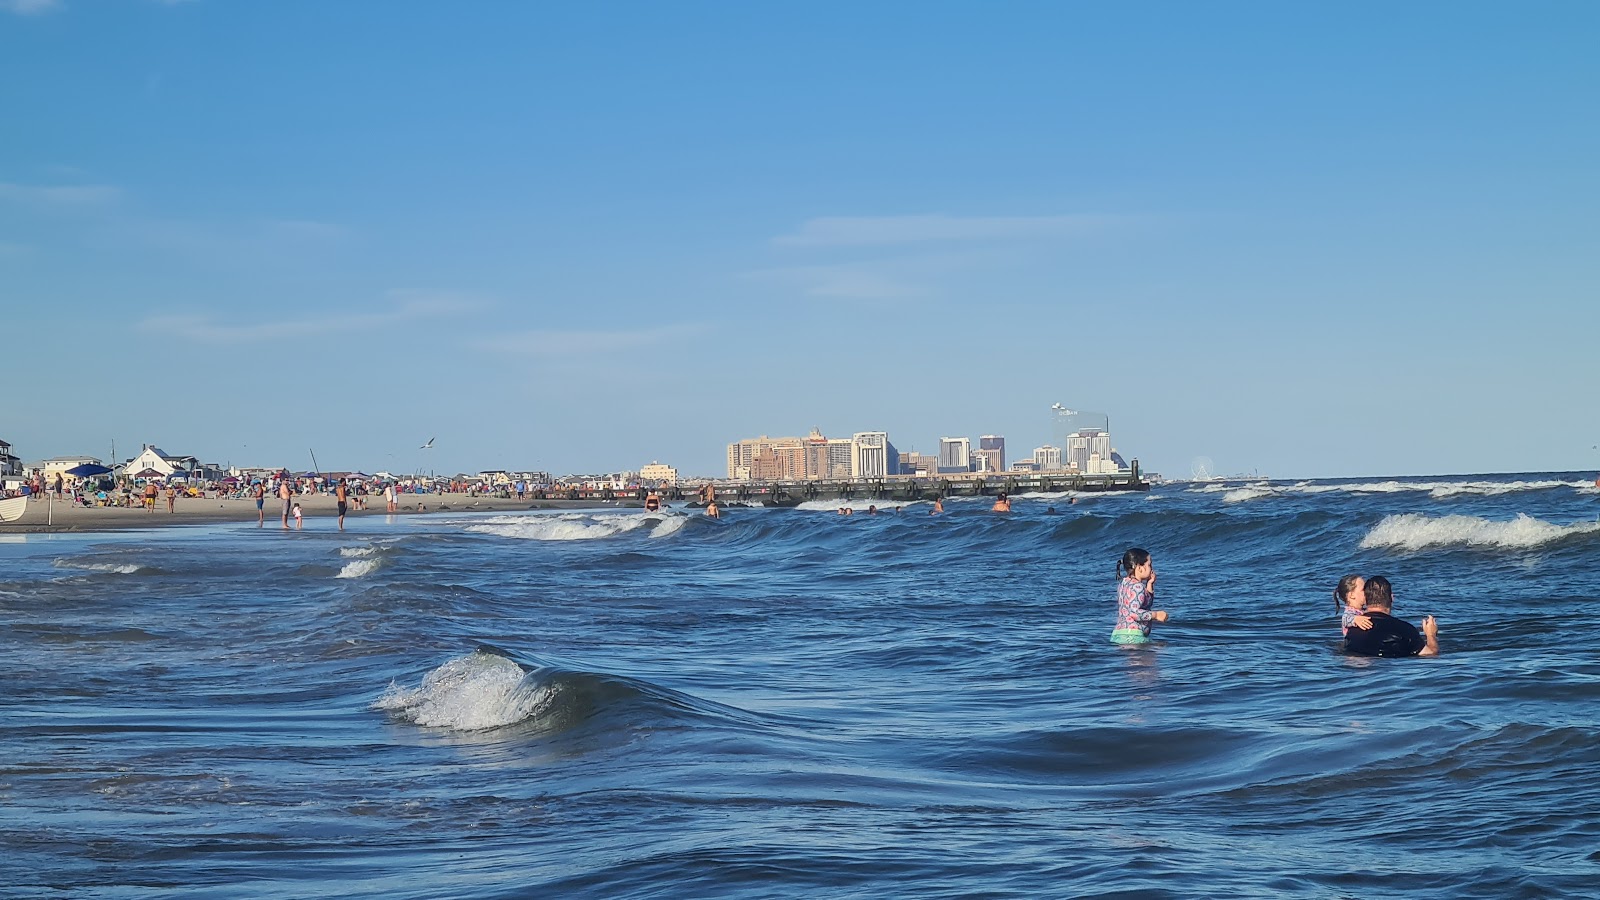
[336,559,381,579]
[339,547,379,558]
[374,651,551,731]
[794,498,925,512]
[54,560,143,574]
[1222,485,1277,503]
[465,512,685,541]
[649,515,689,538]
[1196,478,1594,501]
[1359,513,1600,552]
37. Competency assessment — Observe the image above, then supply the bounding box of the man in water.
[1343,576,1439,657]
[991,492,1011,512]
[705,498,720,519]
[644,491,661,512]
[279,478,294,529]
[335,477,350,532]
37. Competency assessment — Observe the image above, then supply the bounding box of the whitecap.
[339,547,379,558]
[1359,513,1600,552]
[794,498,924,512]
[374,651,552,731]
[54,560,143,575]
[336,559,380,579]
[1222,485,1277,503]
[464,512,684,541]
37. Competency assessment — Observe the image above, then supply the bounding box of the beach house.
[0,439,20,477]
[121,445,201,479]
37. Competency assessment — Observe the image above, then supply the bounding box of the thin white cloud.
[749,262,922,299]
[0,181,123,209]
[773,214,1118,248]
[140,292,482,343]
[748,248,1006,300]
[478,324,709,357]
[0,0,61,15]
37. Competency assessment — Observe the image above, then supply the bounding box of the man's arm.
[1417,615,1439,657]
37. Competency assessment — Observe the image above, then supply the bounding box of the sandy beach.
[0,493,629,533]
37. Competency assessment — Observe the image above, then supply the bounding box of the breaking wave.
[1222,485,1277,503]
[464,512,687,541]
[1359,513,1600,552]
[373,649,728,736]
[336,558,381,579]
[53,560,147,575]
[1199,478,1595,501]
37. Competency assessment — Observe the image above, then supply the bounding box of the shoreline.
[0,494,634,534]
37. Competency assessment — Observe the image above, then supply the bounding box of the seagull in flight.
[420,437,435,450]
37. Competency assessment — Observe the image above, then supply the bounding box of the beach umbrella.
[167,471,190,481]
[64,463,113,478]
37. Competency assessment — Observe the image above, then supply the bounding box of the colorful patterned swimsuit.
[1110,576,1156,645]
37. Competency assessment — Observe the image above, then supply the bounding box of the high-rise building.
[851,431,898,478]
[979,435,1006,472]
[804,429,854,480]
[728,435,806,480]
[1033,445,1063,470]
[939,437,971,472]
[751,443,806,480]
[1066,429,1112,474]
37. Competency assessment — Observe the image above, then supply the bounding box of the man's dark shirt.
[1344,610,1426,658]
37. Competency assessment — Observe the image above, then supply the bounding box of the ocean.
[4,472,1599,898]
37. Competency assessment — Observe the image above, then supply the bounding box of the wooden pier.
[533,462,1149,506]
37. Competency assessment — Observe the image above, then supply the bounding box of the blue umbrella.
[167,471,190,481]
[64,463,113,477]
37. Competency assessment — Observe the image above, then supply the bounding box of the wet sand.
[0,493,628,533]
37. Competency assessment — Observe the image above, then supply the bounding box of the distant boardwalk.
[540,467,1149,506]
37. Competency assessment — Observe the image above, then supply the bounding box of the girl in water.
[1334,574,1373,636]
[1110,547,1167,645]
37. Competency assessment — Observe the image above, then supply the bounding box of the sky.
[2,1,1596,479]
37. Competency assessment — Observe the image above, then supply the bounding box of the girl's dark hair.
[1364,576,1394,610]
[1117,547,1151,580]
[1334,574,1362,613]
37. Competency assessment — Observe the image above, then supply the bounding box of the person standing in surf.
[335,477,350,532]
[1110,547,1167,646]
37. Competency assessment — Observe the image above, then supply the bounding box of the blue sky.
[3,1,1596,479]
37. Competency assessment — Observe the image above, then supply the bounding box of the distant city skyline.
[3,4,1596,479]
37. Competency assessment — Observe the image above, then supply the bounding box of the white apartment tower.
[851,431,890,479]
[939,437,971,471]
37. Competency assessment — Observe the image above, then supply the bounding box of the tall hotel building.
[729,430,897,480]
[1066,429,1113,474]
[977,435,1005,473]
[850,431,899,479]
[1033,445,1063,470]
[938,437,971,472]
[804,429,855,480]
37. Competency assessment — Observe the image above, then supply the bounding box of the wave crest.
[465,512,687,541]
[374,651,538,730]
[336,559,381,579]
[1359,513,1600,551]
[53,560,146,575]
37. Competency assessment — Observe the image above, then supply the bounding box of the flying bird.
[420,438,435,450]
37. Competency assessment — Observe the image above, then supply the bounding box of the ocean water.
[3,472,1599,898]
